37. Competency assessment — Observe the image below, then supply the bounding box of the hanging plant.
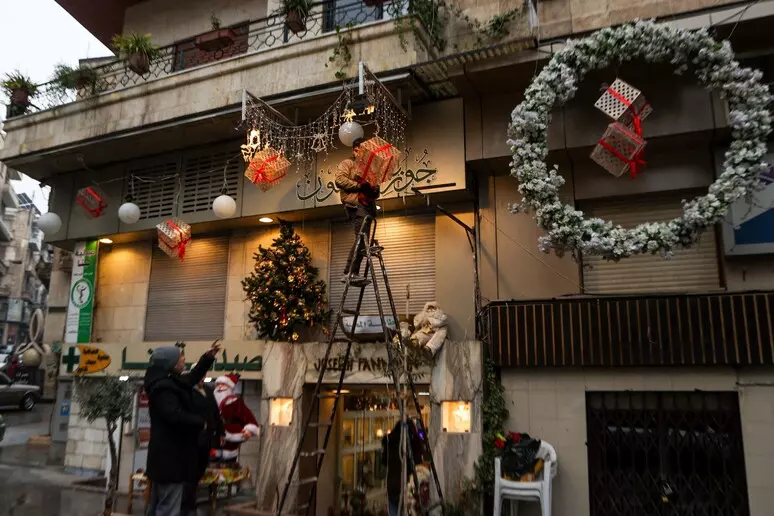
[508,20,772,260]
[111,32,162,75]
[52,64,104,97]
[327,22,355,80]
[472,359,508,495]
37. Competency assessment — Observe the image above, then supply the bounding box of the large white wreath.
[508,20,771,260]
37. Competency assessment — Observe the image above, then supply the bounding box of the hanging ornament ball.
[339,121,364,147]
[212,194,237,219]
[37,212,62,235]
[118,202,141,225]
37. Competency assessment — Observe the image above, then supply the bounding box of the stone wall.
[93,241,153,344]
[501,367,774,516]
[64,396,109,472]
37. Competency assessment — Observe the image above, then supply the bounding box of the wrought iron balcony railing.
[483,291,774,368]
[17,0,398,115]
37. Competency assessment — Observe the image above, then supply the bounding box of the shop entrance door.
[586,391,749,516]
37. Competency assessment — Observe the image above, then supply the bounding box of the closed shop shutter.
[581,195,720,294]
[328,213,436,320]
[145,235,230,341]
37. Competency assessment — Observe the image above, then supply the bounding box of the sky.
[0,0,111,212]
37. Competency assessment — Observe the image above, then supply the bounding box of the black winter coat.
[143,354,214,484]
[191,382,224,479]
[381,420,424,504]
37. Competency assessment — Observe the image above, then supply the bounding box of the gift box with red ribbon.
[156,218,191,262]
[355,135,402,188]
[594,78,652,135]
[244,147,291,192]
[75,186,108,218]
[590,122,647,178]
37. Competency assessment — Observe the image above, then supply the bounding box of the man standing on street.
[335,137,380,287]
[144,340,221,516]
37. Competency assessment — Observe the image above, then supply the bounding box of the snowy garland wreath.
[508,20,772,260]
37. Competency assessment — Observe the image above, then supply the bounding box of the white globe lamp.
[37,212,62,235]
[338,121,364,147]
[118,201,141,224]
[212,194,237,219]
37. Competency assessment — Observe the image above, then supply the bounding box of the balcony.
[0,0,431,170]
[483,291,774,368]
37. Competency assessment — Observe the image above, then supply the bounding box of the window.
[323,0,387,33]
[144,235,230,341]
[581,194,720,294]
[328,213,436,325]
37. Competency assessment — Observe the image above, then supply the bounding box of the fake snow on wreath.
[508,20,772,260]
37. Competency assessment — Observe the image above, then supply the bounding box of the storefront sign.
[65,241,98,344]
[303,342,430,384]
[59,341,263,379]
[340,315,397,337]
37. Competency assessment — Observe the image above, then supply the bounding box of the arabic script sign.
[59,341,264,379]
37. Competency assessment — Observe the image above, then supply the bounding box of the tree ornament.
[508,20,772,260]
[212,193,237,219]
[38,212,62,235]
[118,199,141,224]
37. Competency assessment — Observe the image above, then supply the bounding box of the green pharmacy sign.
[65,241,98,344]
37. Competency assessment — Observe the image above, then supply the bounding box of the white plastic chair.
[493,441,557,516]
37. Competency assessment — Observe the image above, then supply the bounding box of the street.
[1,402,53,447]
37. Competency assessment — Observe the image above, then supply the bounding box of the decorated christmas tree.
[242,221,327,341]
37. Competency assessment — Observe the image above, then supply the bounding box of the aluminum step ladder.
[274,214,446,516]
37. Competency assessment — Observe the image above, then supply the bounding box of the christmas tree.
[242,221,327,341]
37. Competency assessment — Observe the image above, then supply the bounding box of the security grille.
[126,158,179,220]
[180,149,241,215]
[586,391,749,516]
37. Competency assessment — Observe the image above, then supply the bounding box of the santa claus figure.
[212,373,260,461]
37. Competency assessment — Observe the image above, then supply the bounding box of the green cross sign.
[62,347,80,373]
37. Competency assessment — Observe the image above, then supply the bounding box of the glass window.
[323,0,385,33]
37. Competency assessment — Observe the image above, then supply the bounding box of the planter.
[73,72,95,90]
[10,87,30,107]
[364,0,386,6]
[195,28,237,52]
[127,52,151,75]
[285,9,307,35]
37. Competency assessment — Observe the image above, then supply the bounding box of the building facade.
[2,0,774,514]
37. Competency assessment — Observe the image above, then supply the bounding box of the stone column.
[255,341,308,511]
[429,340,483,504]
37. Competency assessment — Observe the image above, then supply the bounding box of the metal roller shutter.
[145,235,230,341]
[329,213,436,320]
[582,195,721,294]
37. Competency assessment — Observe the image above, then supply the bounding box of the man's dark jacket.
[143,354,214,484]
[191,382,224,479]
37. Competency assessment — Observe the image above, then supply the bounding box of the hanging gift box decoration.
[245,147,291,192]
[355,135,402,188]
[590,122,647,178]
[75,186,108,218]
[156,218,192,262]
[594,78,653,135]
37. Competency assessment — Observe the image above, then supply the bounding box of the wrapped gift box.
[244,147,291,192]
[355,135,402,187]
[156,218,191,261]
[590,122,647,178]
[594,78,652,132]
[75,186,108,218]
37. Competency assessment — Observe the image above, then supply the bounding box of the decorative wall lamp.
[441,400,471,433]
[270,397,293,427]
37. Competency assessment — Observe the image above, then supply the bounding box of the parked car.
[0,371,39,410]
[0,413,5,442]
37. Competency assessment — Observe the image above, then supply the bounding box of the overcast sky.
[0,0,111,212]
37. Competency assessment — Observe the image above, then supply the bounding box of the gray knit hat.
[150,346,182,371]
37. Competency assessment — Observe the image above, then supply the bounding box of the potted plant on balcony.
[52,64,103,96]
[195,14,238,52]
[111,33,162,75]
[1,71,38,116]
[277,0,313,35]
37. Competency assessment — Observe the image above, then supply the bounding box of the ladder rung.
[292,476,318,486]
[300,448,326,457]
[341,308,357,315]
[369,245,384,252]
[309,421,333,427]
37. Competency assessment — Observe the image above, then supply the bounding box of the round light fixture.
[99,238,113,244]
[118,202,141,225]
[37,212,62,235]
[338,121,364,147]
[259,217,274,223]
[212,194,237,219]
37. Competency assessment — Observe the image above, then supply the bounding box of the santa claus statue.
[212,373,260,462]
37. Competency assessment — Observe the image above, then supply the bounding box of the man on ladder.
[335,137,380,287]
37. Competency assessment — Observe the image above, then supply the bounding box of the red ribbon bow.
[166,221,190,262]
[249,154,280,185]
[606,86,648,137]
[76,186,107,217]
[361,143,394,185]
[598,138,647,179]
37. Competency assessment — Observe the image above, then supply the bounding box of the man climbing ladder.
[274,214,445,516]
